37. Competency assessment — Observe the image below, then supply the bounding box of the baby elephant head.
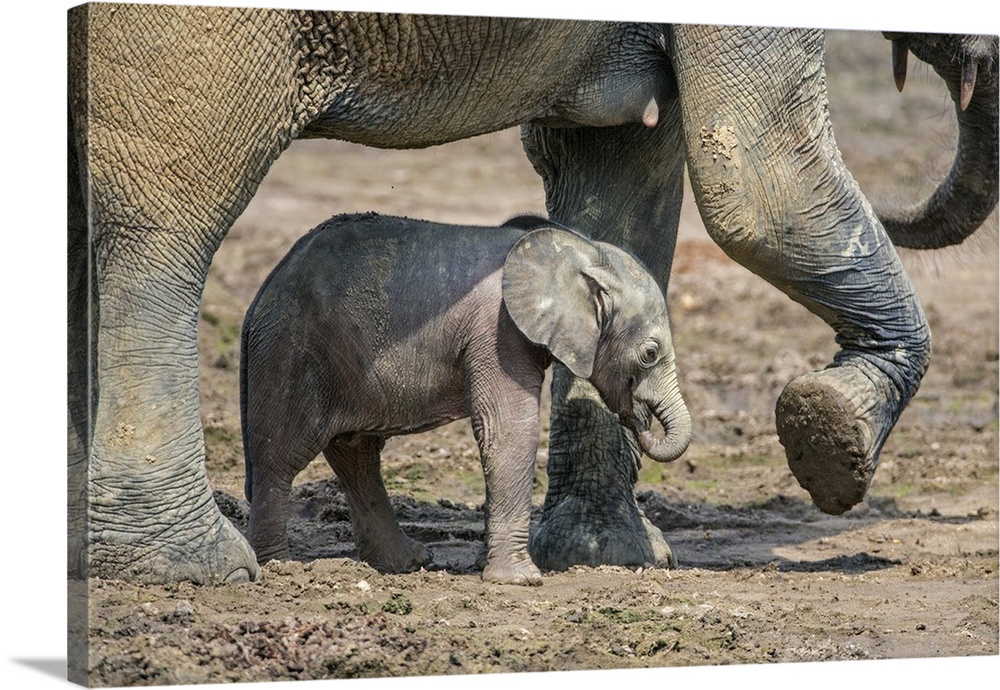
[502,227,692,463]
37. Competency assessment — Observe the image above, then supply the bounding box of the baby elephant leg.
[247,471,295,565]
[324,436,431,573]
[469,371,545,586]
[247,428,319,564]
[476,429,542,587]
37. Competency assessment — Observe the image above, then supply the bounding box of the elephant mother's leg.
[672,26,931,514]
[67,118,94,685]
[73,3,306,582]
[86,222,262,583]
[521,116,685,570]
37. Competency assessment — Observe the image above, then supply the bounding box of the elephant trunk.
[624,369,692,464]
[877,35,999,250]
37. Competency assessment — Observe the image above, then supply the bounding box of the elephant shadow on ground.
[213,478,986,578]
[215,481,488,576]
[634,492,976,575]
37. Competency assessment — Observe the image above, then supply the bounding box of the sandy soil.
[84,30,998,686]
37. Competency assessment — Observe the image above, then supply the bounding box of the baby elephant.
[241,212,691,585]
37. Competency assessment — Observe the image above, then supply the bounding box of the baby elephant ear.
[502,227,604,379]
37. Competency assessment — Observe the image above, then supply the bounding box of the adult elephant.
[68,6,998,585]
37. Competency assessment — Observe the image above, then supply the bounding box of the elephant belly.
[328,337,472,439]
[369,363,469,436]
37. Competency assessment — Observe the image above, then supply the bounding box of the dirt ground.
[84,30,998,686]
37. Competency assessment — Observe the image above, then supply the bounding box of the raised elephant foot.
[529,495,675,571]
[775,364,897,515]
[89,507,260,584]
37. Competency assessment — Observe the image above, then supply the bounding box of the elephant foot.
[251,543,288,566]
[360,533,432,574]
[775,364,897,515]
[90,506,260,584]
[642,515,677,568]
[530,495,674,571]
[533,369,676,571]
[482,554,543,586]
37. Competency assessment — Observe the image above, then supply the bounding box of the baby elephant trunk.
[625,372,692,463]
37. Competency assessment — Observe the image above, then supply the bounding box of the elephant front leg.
[673,25,932,514]
[530,367,676,571]
[468,346,548,585]
[475,420,543,587]
[521,118,685,571]
[86,238,259,584]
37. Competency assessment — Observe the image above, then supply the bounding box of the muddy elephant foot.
[532,370,675,571]
[776,363,900,515]
[89,504,260,584]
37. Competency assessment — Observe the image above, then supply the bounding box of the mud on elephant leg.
[775,362,907,515]
[521,118,685,570]
[672,25,931,514]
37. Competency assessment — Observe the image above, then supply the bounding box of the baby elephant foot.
[479,539,542,585]
[776,364,898,515]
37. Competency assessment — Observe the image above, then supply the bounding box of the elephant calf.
[240,212,691,585]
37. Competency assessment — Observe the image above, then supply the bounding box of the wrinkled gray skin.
[240,213,691,586]
[68,5,998,593]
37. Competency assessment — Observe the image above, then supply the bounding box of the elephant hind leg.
[323,436,431,573]
[528,367,676,571]
[244,385,331,565]
[520,118,686,572]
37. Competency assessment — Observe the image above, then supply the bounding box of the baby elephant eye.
[639,341,660,367]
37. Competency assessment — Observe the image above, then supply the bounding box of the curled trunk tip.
[637,427,691,463]
[622,399,692,464]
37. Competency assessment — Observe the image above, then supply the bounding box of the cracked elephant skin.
[68,4,998,592]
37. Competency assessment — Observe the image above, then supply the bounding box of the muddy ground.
[84,30,998,686]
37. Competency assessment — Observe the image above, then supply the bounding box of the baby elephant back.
[283,213,527,323]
